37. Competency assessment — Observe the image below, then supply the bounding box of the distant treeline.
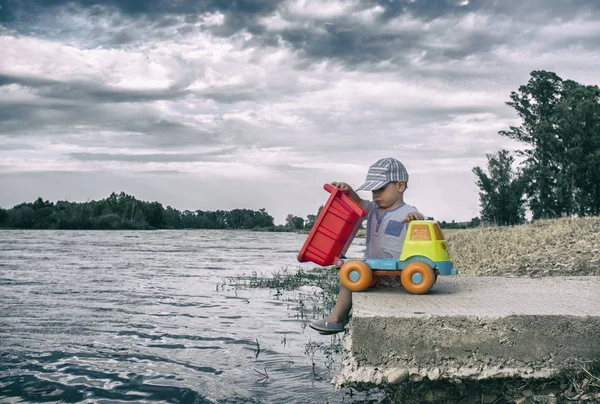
[0,192,480,231]
[438,217,481,229]
[0,192,288,231]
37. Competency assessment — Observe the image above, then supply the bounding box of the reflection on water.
[0,230,377,403]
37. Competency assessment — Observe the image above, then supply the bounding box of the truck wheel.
[369,275,379,288]
[401,262,436,294]
[340,260,373,292]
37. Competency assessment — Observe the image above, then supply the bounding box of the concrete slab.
[334,276,600,388]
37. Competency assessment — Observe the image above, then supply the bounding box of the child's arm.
[330,182,362,205]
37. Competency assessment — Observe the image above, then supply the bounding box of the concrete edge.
[333,327,598,390]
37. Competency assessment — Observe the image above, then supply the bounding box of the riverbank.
[229,268,600,403]
[233,216,600,403]
[340,276,600,403]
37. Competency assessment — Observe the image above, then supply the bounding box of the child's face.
[371,181,406,209]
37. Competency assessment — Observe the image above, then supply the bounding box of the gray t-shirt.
[362,200,419,259]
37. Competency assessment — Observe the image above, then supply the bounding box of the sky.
[1,0,600,225]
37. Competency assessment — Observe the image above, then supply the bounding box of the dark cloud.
[3,0,599,68]
[0,102,104,136]
[200,88,265,103]
[0,103,46,126]
[0,0,479,24]
[0,72,223,147]
[274,25,501,66]
[0,73,190,103]
[0,71,266,111]
[356,0,599,23]
[270,164,320,174]
[0,143,36,150]
[0,0,280,32]
[267,0,600,66]
[0,74,56,87]
[0,100,222,151]
[110,28,138,45]
[69,147,237,163]
[490,0,600,21]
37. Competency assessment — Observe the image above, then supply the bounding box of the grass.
[224,216,600,403]
[445,217,600,277]
[223,266,340,319]
[224,267,339,294]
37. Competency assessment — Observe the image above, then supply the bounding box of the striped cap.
[357,158,409,191]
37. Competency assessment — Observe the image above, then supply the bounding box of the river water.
[0,230,380,403]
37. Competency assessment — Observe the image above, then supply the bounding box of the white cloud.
[285,0,358,20]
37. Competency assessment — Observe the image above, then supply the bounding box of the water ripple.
[0,229,371,403]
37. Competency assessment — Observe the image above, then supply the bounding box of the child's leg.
[308,284,352,333]
[324,285,352,323]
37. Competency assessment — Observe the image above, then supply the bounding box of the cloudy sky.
[1,0,599,224]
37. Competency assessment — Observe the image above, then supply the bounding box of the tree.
[0,208,7,226]
[555,80,600,216]
[473,150,526,226]
[255,208,274,228]
[499,70,563,219]
[180,210,197,228]
[164,206,181,228]
[285,214,304,230]
[499,70,600,218]
[468,217,481,228]
[143,201,165,228]
[305,205,323,229]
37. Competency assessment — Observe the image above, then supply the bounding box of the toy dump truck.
[297,184,458,294]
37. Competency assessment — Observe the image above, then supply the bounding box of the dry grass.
[444,217,600,277]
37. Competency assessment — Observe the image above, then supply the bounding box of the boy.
[309,157,423,334]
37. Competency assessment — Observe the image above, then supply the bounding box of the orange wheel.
[340,260,373,292]
[369,275,379,288]
[401,262,436,294]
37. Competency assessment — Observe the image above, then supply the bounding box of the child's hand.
[401,212,425,223]
[330,182,361,204]
[330,182,354,193]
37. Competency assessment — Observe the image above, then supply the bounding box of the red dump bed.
[297,184,366,266]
